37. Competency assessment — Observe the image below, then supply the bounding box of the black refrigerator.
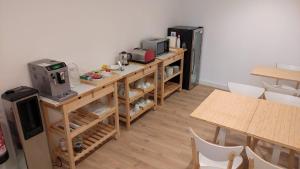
[168,26,204,90]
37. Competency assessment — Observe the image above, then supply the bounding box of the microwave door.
[157,42,164,55]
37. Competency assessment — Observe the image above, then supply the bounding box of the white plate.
[109,65,120,70]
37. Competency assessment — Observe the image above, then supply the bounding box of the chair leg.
[271,145,281,164]
[216,128,228,146]
[191,138,200,169]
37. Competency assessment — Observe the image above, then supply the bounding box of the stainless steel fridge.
[168,26,204,90]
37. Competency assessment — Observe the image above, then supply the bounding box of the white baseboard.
[198,80,228,91]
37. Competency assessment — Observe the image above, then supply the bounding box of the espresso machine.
[1,86,52,169]
[28,59,77,102]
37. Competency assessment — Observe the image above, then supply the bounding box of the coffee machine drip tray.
[45,90,77,102]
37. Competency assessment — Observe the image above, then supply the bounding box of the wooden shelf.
[139,84,155,94]
[119,89,144,103]
[157,50,184,105]
[158,82,181,98]
[119,84,155,104]
[131,101,155,121]
[164,71,181,83]
[42,79,120,169]
[118,63,158,129]
[119,101,155,122]
[55,123,116,162]
[50,108,116,139]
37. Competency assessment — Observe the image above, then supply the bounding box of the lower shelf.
[55,123,116,162]
[50,108,116,139]
[158,81,181,98]
[119,101,155,122]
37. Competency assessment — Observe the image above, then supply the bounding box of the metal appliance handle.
[192,48,196,73]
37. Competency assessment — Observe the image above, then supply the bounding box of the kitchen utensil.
[173,65,180,73]
[167,36,177,48]
[101,71,112,78]
[73,136,83,153]
[59,138,67,152]
[68,63,80,87]
[129,48,155,64]
[165,66,174,77]
[109,65,120,70]
[119,51,132,66]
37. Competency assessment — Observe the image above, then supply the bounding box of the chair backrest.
[228,82,265,98]
[262,81,298,96]
[189,128,243,161]
[264,91,300,108]
[245,147,284,169]
[276,63,300,71]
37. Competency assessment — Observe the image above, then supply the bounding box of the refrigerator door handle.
[192,48,196,73]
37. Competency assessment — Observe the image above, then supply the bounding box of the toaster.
[129,48,155,64]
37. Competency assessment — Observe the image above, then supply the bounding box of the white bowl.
[101,71,112,78]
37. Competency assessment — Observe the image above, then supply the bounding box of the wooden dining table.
[190,89,300,169]
[190,90,259,134]
[251,66,300,82]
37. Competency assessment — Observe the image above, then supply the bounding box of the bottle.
[176,35,181,48]
[0,126,9,164]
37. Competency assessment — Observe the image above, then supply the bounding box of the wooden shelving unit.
[159,81,181,98]
[117,60,159,128]
[40,77,120,169]
[54,123,116,163]
[157,48,185,105]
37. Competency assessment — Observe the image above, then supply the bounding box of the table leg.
[124,78,131,129]
[289,150,295,169]
[246,136,252,147]
[250,138,259,150]
[213,127,220,143]
[154,70,158,110]
[114,82,120,139]
[62,107,76,169]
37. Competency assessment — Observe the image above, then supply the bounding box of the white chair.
[262,81,299,97]
[276,63,300,71]
[264,91,300,167]
[245,147,284,169]
[264,91,300,107]
[276,63,300,89]
[189,128,243,169]
[228,82,265,99]
[214,82,265,146]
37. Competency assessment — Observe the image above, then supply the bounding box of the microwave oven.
[142,38,169,56]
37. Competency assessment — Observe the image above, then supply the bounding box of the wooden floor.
[59,85,293,169]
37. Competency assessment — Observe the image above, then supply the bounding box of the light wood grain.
[42,77,120,169]
[190,90,259,134]
[118,60,158,129]
[54,85,295,169]
[157,49,184,105]
[247,99,300,152]
[251,66,300,82]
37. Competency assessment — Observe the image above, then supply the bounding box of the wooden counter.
[115,60,161,128]
[40,76,120,169]
[156,48,185,105]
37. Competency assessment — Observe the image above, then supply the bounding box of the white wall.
[0,1,180,168]
[180,0,300,88]
[0,0,180,95]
